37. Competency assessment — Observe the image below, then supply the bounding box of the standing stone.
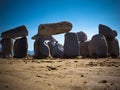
[38,21,72,36]
[14,36,28,58]
[34,38,50,59]
[99,24,117,40]
[64,32,79,58]
[89,34,108,58]
[77,31,87,42]
[107,38,119,58]
[1,25,28,39]
[1,38,13,58]
[80,41,90,57]
[48,41,64,58]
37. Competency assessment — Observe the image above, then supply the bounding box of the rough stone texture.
[34,38,50,59]
[31,34,57,42]
[1,38,13,58]
[64,32,80,58]
[77,31,87,42]
[14,36,28,58]
[89,34,108,58]
[99,24,117,40]
[107,38,119,58]
[38,21,72,36]
[80,41,90,57]
[48,41,64,58]
[1,25,28,39]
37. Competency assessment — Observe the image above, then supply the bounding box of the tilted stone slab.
[107,38,119,58]
[89,34,108,58]
[80,41,90,57]
[64,32,80,58]
[13,36,28,58]
[38,21,72,36]
[1,25,28,39]
[48,41,64,58]
[99,24,117,40]
[1,38,13,58]
[34,38,50,59]
[77,31,87,42]
[31,34,57,42]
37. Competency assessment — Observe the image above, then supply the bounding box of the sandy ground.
[0,57,120,90]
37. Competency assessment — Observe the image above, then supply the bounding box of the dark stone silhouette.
[1,38,13,58]
[77,31,87,42]
[80,41,90,57]
[99,24,117,40]
[64,32,80,58]
[89,34,108,58]
[38,21,72,36]
[34,38,50,59]
[14,36,28,58]
[48,41,64,58]
[107,38,119,58]
[1,25,28,39]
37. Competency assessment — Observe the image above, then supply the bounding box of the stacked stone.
[99,24,119,58]
[77,31,90,57]
[32,21,72,59]
[0,25,28,58]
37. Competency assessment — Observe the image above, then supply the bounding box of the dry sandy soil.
[0,57,120,90]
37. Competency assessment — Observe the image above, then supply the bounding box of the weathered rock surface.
[107,38,119,58]
[13,36,28,58]
[99,24,117,40]
[77,31,87,42]
[89,34,108,58]
[1,38,13,58]
[80,41,90,57]
[48,41,64,58]
[64,32,79,58]
[31,34,56,42]
[38,21,72,36]
[1,25,28,39]
[34,38,50,59]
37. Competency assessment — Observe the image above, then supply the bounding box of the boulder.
[99,24,117,40]
[34,38,50,59]
[80,41,90,57]
[1,25,28,39]
[77,31,87,42]
[107,38,119,58]
[31,34,57,42]
[38,21,72,36]
[89,34,108,58]
[64,32,80,58]
[48,41,64,58]
[13,36,28,58]
[1,38,13,58]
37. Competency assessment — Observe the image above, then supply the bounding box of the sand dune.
[0,57,120,90]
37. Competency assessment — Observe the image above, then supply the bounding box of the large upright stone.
[48,41,64,58]
[107,38,119,58]
[64,32,79,58]
[80,41,90,57]
[99,24,117,40]
[14,36,28,58]
[34,38,50,59]
[1,38,13,58]
[32,34,57,42]
[89,34,108,58]
[1,25,28,39]
[38,21,72,36]
[77,31,87,42]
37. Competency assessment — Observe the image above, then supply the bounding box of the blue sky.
[1,0,120,50]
